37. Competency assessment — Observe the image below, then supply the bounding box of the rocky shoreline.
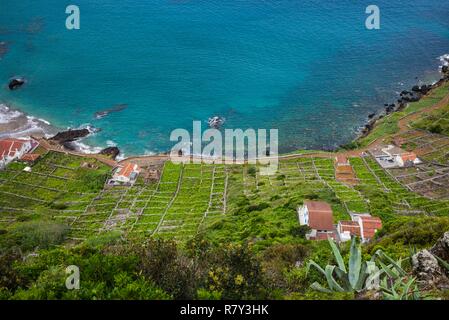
[46,128,121,160]
[355,62,449,143]
[2,55,449,159]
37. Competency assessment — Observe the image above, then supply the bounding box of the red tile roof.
[401,152,417,162]
[304,201,334,231]
[21,153,40,162]
[117,162,138,178]
[0,139,29,160]
[339,220,361,236]
[360,216,382,239]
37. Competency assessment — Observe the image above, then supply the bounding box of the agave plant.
[379,276,420,300]
[433,253,449,272]
[373,250,407,279]
[306,237,376,293]
[374,250,422,300]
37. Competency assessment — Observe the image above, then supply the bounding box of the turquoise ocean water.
[0,0,448,155]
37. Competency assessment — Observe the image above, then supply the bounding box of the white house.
[111,162,140,185]
[337,214,382,243]
[370,144,421,168]
[0,138,35,169]
[298,201,336,240]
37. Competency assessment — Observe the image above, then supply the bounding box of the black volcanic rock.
[385,105,395,114]
[99,146,120,160]
[420,85,431,95]
[50,129,90,144]
[442,65,448,74]
[8,78,25,90]
[368,113,376,119]
[412,85,421,92]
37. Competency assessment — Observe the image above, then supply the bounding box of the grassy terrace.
[1,147,449,245]
[412,96,449,136]
[356,82,449,147]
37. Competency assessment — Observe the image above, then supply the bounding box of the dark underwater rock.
[99,146,120,160]
[8,78,25,90]
[50,128,90,144]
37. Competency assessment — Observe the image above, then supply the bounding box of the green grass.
[2,144,449,247]
[412,100,449,136]
[357,83,449,147]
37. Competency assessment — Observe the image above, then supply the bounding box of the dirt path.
[397,94,449,131]
[337,91,449,159]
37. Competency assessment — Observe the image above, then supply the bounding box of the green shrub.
[10,221,69,251]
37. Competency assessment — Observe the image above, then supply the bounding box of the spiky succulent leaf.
[401,277,416,300]
[377,259,400,279]
[354,262,369,291]
[310,282,332,293]
[334,267,351,291]
[325,265,345,292]
[348,237,362,288]
[433,254,449,271]
[328,238,346,273]
[306,260,326,277]
[376,251,406,277]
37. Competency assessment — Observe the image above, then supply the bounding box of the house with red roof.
[297,200,336,241]
[0,138,37,169]
[337,214,382,243]
[370,144,421,168]
[20,153,41,163]
[111,162,140,185]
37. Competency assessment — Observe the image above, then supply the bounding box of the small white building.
[370,144,421,169]
[0,138,35,169]
[111,162,140,185]
[337,214,382,243]
[298,201,336,241]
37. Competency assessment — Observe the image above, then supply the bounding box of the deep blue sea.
[0,0,448,155]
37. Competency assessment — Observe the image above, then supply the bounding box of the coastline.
[1,55,449,159]
[351,57,449,148]
[0,103,56,139]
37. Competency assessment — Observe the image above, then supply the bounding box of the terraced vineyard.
[350,156,449,220]
[395,130,449,165]
[1,148,449,243]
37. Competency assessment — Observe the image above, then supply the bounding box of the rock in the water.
[368,113,376,119]
[412,249,444,284]
[420,85,431,95]
[412,85,421,92]
[8,78,25,90]
[442,65,449,74]
[94,104,127,120]
[99,146,120,160]
[50,129,90,144]
[430,232,449,263]
[385,105,395,114]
